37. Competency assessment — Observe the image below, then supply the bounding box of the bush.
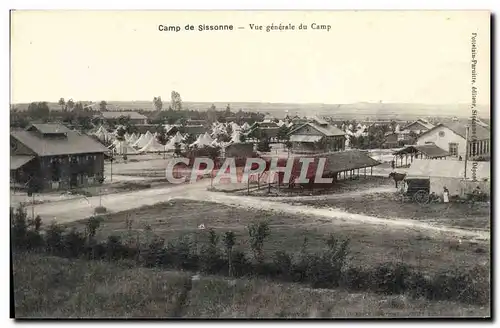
[370,262,412,295]
[45,223,65,255]
[231,250,252,277]
[199,230,227,274]
[11,206,28,249]
[341,267,372,291]
[143,236,165,267]
[163,236,199,271]
[63,228,87,258]
[94,206,107,214]
[247,221,270,263]
[273,251,293,280]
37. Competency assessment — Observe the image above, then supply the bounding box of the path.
[30,180,489,242]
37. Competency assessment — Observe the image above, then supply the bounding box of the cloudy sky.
[11,10,490,105]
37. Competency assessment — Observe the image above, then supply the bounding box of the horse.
[388,172,406,188]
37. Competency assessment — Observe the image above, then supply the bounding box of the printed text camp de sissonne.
[158,23,331,32]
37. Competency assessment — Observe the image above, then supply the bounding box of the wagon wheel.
[413,190,429,205]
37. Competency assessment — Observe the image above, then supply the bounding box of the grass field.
[64,199,490,275]
[12,253,490,318]
[285,192,491,230]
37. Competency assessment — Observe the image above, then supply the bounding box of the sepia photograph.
[9,10,491,319]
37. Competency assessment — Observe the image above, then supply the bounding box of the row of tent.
[92,125,246,156]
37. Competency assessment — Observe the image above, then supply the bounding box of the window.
[439,131,445,137]
[448,143,458,157]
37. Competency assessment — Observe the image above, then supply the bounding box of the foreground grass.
[12,254,490,318]
[64,200,490,275]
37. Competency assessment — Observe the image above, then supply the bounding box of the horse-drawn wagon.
[400,178,432,204]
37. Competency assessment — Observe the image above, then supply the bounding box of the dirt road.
[29,180,489,242]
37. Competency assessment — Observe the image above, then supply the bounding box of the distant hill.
[11,101,490,121]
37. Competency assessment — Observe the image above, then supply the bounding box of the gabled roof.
[418,123,490,141]
[10,155,35,170]
[393,144,450,158]
[27,123,70,134]
[11,127,109,157]
[288,122,345,137]
[402,119,434,131]
[100,111,147,120]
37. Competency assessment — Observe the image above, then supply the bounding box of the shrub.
[426,266,489,305]
[105,235,128,261]
[63,228,87,258]
[143,236,165,267]
[94,206,107,214]
[247,221,270,263]
[11,206,28,249]
[45,223,65,255]
[341,266,372,291]
[163,236,199,271]
[86,216,104,241]
[370,262,412,295]
[199,229,226,274]
[231,250,251,277]
[273,251,293,280]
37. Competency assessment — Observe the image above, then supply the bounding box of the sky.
[11,10,490,105]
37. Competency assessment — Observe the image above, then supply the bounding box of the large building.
[98,111,148,125]
[287,120,345,154]
[406,159,490,197]
[400,118,435,135]
[416,122,490,160]
[10,123,109,192]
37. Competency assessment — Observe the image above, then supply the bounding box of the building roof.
[322,150,381,173]
[406,159,490,181]
[289,122,345,137]
[418,123,490,141]
[27,123,71,134]
[11,126,110,157]
[393,144,450,158]
[10,155,35,170]
[99,111,147,120]
[402,119,434,131]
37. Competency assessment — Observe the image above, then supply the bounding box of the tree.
[27,102,50,120]
[58,98,66,111]
[390,120,397,133]
[74,102,84,112]
[225,104,231,113]
[156,125,167,145]
[210,104,216,111]
[171,91,182,111]
[247,221,270,263]
[184,133,196,145]
[174,142,182,157]
[66,99,75,111]
[223,231,236,277]
[99,100,108,111]
[153,96,163,111]
[277,125,290,142]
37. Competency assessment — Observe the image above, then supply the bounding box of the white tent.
[114,140,137,155]
[241,122,250,130]
[127,133,138,145]
[132,133,152,149]
[165,137,184,151]
[230,130,242,144]
[171,131,185,143]
[191,132,214,147]
[144,130,153,139]
[138,137,165,153]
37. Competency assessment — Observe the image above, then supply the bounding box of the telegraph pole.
[464,125,469,180]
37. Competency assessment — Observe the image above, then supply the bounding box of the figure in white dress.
[443,187,450,203]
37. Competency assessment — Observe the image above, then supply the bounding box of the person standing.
[443,186,450,203]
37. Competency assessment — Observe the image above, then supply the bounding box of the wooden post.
[370,166,373,176]
[364,167,367,178]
